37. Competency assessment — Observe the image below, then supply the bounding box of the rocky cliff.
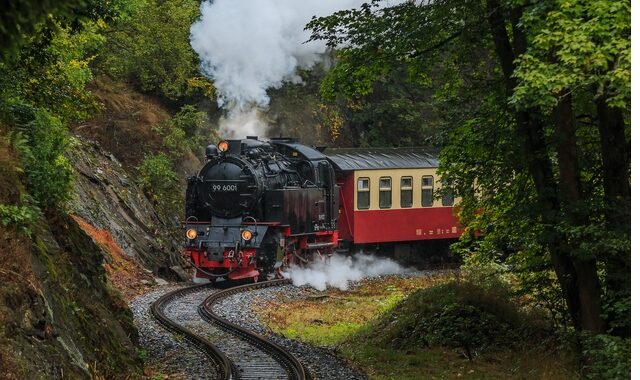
[66,135,188,281]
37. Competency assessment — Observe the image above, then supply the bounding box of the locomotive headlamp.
[241,229,253,241]
[186,228,198,240]
[217,140,229,152]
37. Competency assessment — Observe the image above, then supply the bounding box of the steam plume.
[190,0,365,138]
[283,253,408,291]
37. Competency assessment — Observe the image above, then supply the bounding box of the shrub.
[170,105,205,139]
[421,302,509,358]
[582,334,630,379]
[136,153,178,205]
[0,203,39,235]
[1,103,74,209]
[22,109,74,208]
[374,279,537,359]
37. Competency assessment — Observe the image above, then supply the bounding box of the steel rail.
[150,283,237,380]
[199,279,310,380]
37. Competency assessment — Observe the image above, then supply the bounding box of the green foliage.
[310,0,630,336]
[97,0,211,100]
[0,203,39,235]
[307,1,493,147]
[422,303,507,358]
[513,0,631,111]
[0,18,104,123]
[136,153,178,205]
[170,105,205,139]
[582,334,630,379]
[377,280,535,359]
[23,109,74,208]
[168,104,209,153]
[153,104,211,160]
[0,0,90,59]
[341,67,440,147]
[1,103,74,209]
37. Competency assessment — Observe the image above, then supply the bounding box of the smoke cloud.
[190,0,365,138]
[283,253,408,291]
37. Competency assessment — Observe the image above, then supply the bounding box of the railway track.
[150,284,236,380]
[151,280,309,380]
[200,279,309,380]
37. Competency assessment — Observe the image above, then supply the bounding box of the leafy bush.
[136,153,178,205]
[582,334,630,379]
[421,302,508,358]
[156,105,212,160]
[23,110,74,208]
[374,279,538,359]
[0,203,39,235]
[170,105,205,138]
[1,103,74,209]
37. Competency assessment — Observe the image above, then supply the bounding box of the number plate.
[211,183,239,192]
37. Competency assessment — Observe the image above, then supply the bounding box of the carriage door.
[318,160,336,228]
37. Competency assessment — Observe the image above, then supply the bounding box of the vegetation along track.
[151,283,236,380]
[151,280,309,380]
[199,279,310,380]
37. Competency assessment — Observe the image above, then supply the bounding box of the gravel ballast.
[131,273,439,379]
[129,285,217,379]
[210,283,368,380]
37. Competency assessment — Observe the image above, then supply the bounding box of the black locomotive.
[183,137,339,281]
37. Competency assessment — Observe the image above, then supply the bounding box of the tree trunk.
[554,90,605,333]
[596,97,631,336]
[485,0,583,329]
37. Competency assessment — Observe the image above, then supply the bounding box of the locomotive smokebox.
[196,155,262,218]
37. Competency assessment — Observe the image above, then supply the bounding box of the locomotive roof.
[325,148,439,171]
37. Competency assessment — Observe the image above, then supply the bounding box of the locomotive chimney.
[205,145,219,159]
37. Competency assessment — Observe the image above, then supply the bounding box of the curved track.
[200,279,310,380]
[150,284,236,380]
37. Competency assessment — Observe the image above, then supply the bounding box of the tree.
[95,0,212,101]
[307,0,630,334]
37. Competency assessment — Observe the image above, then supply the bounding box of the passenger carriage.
[326,148,462,258]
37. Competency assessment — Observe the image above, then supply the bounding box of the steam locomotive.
[183,137,339,282]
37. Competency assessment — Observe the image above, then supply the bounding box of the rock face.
[66,135,185,277]
[0,212,144,379]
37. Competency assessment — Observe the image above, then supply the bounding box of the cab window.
[421,175,433,207]
[400,176,413,208]
[357,177,370,209]
[379,177,392,209]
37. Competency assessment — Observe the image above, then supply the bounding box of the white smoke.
[218,108,269,139]
[190,0,366,138]
[283,253,408,291]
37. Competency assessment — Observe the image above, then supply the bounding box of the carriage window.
[379,177,392,209]
[421,175,434,207]
[400,176,413,208]
[357,177,370,210]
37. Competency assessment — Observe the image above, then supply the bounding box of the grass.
[257,274,580,379]
[258,274,451,346]
[340,340,577,380]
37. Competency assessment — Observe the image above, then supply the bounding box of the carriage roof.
[325,148,439,171]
